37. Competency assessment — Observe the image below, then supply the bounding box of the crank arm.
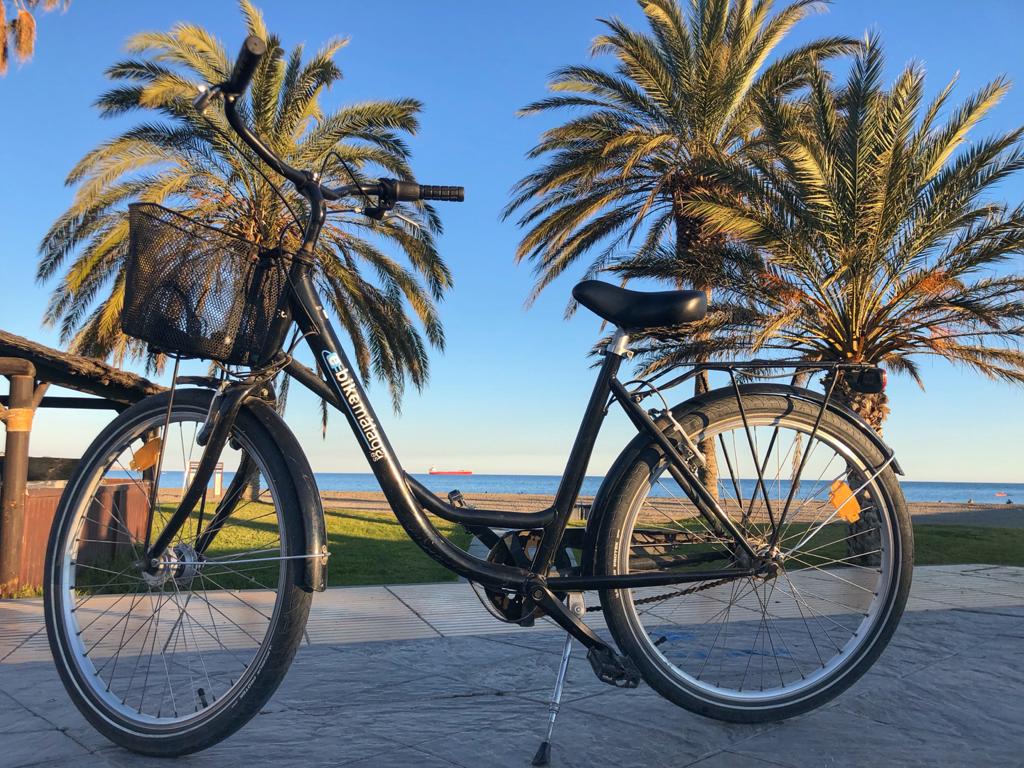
[526,579,606,650]
[527,581,640,688]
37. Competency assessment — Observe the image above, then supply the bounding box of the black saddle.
[572,280,707,331]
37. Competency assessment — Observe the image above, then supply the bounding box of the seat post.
[606,327,631,357]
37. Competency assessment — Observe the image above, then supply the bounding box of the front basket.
[121,203,291,366]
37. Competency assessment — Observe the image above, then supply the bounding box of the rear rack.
[632,359,885,401]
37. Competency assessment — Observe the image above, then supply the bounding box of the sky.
[1,0,1023,483]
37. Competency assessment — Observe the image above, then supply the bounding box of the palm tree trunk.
[672,192,719,500]
[247,471,261,502]
[824,371,890,565]
[693,289,719,501]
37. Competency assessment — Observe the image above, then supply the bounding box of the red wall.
[15,481,150,591]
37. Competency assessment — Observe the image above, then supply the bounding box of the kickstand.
[532,593,582,767]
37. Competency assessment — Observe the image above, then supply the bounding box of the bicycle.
[42,36,913,763]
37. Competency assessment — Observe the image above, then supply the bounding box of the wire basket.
[121,203,292,367]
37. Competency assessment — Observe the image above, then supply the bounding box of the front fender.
[578,382,901,577]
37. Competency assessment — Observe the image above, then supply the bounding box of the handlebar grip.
[224,35,266,96]
[380,179,465,203]
[418,185,465,202]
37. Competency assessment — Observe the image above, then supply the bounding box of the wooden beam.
[0,395,124,411]
[0,330,163,405]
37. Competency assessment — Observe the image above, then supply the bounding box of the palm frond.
[37,3,449,409]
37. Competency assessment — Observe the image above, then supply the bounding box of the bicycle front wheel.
[597,389,913,722]
[43,390,311,755]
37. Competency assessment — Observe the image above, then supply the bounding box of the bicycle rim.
[618,410,899,706]
[53,402,290,728]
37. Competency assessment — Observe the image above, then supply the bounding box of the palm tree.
[1,0,70,75]
[505,0,856,494]
[37,1,451,409]
[644,33,1024,431]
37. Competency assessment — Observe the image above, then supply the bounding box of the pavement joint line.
[318,730,416,767]
[58,725,98,756]
[683,716,792,765]
[832,701,955,739]
[683,747,800,768]
[546,686,613,706]
[365,718,498,759]
[562,687,764,745]
[943,585,1024,601]
[893,650,960,679]
[383,585,445,638]
[683,749,724,767]
[477,633,569,657]
[0,626,45,663]
[721,748,801,768]
[950,607,1024,620]
[411,742,474,768]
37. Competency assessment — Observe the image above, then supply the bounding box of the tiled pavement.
[1,564,1022,767]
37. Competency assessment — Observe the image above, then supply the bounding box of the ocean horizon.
[117,471,1024,505]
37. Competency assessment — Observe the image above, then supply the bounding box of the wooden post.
[1,358,36,596]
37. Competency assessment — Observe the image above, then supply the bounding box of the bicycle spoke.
[55,404,291,726]
[621,405,896,704]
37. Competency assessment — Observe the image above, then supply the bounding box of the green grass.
[636,520,1024,569]
[913,524,1024,566]
[321,505,472,586]
[28,508,1024,600]
[67,501,473,597]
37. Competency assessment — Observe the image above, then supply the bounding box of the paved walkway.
[1,565,1023,767]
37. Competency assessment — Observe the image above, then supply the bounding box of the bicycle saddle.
[572,280,707,330]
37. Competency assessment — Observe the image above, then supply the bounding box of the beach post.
[185,460,225,498]
[0,358,36,596]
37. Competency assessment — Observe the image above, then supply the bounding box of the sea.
[128,471,1024,504]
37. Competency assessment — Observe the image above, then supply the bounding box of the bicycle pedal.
[586,646,641,688]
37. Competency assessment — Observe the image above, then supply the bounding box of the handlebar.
[214,37,464,215]
[224,35,266,96]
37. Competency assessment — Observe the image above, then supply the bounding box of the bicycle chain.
[585,574,742,612]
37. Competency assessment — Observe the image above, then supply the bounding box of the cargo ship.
[428,466,473,475]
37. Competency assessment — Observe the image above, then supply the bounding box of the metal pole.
[0,359,36,596]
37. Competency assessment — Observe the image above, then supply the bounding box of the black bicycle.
[43,37,913,763]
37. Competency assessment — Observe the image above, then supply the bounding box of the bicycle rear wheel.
[44,390,311,755]
[597,389,913,722]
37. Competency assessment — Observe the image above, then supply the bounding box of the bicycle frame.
[285,260,759,593]
[143,87,898,656]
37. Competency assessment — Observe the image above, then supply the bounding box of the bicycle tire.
[43,390,311,756]
[595,389,913,722]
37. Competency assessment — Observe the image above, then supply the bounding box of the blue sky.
[1,0,1023,482]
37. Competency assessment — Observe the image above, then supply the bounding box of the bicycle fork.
[141,375,270,571]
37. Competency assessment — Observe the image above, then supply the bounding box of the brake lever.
[325,202,419,229]
[385,211,422,230]
[193,84,223,115]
